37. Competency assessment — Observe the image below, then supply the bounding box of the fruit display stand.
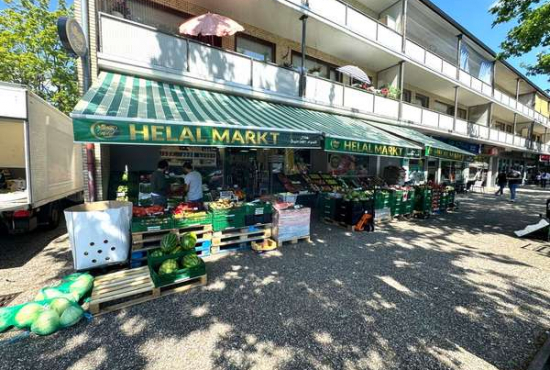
[414,187,433,218]
[319,194,342,222]
[272,205,311,246]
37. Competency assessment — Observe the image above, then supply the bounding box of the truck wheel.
[46,203,61,229]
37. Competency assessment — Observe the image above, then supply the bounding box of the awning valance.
[71,72,422,157]
[369,122,475,162]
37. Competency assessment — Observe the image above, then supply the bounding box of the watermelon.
[158,259,178,275]
[171,245,183,254]
[31,310,60,336]
[150,249,163,258]
[160,233,179,253]
[181,254,201,269]
[181,232,197,251]
[48,298,72,316]
[60,305,84,328]
[14,303,44,328]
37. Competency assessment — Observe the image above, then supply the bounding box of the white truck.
[0,82,84,233]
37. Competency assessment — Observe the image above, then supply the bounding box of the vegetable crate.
[375,191,392,210]
[173,212,212,228]
[212,208,246,231]
[245,203,273,216]
[148,249,207,288]
[337,200,374,226]
[132,224,213,253]
[131,215,174,233]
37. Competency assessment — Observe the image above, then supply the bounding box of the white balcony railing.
[98,14,548,153]
[283,0,549,127]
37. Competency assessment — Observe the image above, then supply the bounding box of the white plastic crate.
[64,201,132,270]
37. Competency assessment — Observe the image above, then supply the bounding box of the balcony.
[97,13,547,154]
[278,0,549,127]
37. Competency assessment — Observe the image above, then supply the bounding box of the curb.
[528,332,550,370]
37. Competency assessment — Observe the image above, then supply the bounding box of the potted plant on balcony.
[378,85,401,100]
[308,66,322,77]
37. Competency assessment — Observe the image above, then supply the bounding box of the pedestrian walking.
[542,172,550,189]
[507,168,522,202]
[536,172,541,186]
[495,171,507,196]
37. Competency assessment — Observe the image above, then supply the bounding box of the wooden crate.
[132,224,212,252]
[211,224,271,247]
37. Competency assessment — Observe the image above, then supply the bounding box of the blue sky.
[1,0,547,90]
[431,0,548,91]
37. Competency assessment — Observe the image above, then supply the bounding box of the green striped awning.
[369,122,475,162]
[71,72,422,157]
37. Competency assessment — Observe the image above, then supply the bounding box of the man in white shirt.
[183,162,204,203]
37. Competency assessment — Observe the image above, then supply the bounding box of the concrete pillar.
[423,159,429,184]
[487,157,494,189]
[376,156,381,176]
[402,158,410,183]
[436,159,442,184]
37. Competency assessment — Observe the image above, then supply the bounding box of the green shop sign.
[425,146,473,162]
[325,137,421,158]
[73,119,322,148]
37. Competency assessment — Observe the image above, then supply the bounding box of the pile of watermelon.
[153,233,203,276]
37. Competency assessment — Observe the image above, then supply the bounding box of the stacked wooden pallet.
[210,223,272,254]
[89,266,207,315]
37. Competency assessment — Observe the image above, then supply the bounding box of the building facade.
[75,0,550,199]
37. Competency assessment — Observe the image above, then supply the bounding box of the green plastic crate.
[212,213,245,231]
[245,202,273,216]
[148,250,206,288]
[132,215,174,233]
[173,212,212,228]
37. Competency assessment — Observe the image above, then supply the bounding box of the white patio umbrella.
[336,65,371,85]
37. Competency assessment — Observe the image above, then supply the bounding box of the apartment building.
[74,0,550,198]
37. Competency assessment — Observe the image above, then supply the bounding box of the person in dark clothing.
[507,168,522,202]
[151,160,169,207]
[495,171,507,196]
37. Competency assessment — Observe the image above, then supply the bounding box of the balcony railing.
[281,0,549,127]
[98,13,548,153]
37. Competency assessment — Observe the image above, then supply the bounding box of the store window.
[403,89,412,103]
[291,52,341,82]
[414,93,430,108]
[235,34,275,63]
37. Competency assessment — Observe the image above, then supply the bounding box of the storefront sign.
[73,120,322,148]
[324,137,421,158]
[435,137,481,155]
[425,146,474,162]
[540,154,550,162]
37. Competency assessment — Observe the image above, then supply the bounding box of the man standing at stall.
[151,160,169,207]
[183,162,204,204]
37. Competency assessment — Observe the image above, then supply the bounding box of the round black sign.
[57,17,87,57]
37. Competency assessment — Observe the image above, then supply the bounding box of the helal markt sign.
[73,119,322,148]
[325,137,421,158]
[425,146,473,162]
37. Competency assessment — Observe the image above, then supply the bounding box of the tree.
[490,0,550,81]
[0,0,79,114]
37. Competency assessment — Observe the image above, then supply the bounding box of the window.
[506,125,513,133]
[235,34,275,63]
[403,89,412,103]
[434,100,453,115]
[457,108,467,120]
[414,93,430,108]
[291,52,341,82]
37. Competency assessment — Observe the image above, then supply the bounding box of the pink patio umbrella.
[179,12,244,38]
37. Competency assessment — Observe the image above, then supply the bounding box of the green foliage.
[0,0,79,113]
[490,0,550,80]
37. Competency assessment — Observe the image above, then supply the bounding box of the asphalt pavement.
[0,188,549,370]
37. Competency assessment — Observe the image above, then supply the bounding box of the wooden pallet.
[274,235,311,247]
[89,267,158,315]
[89,267,207,315]
[212,224,272,247]
[210,242,252,255]
[322,218,360,232]
[132,224,212,252]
